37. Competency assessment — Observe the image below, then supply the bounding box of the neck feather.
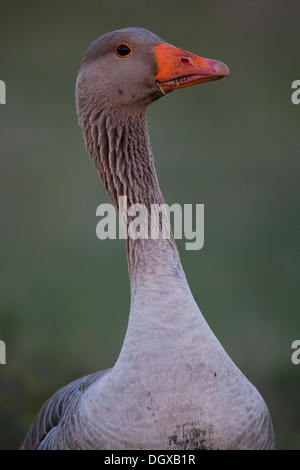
[81,106,178,277]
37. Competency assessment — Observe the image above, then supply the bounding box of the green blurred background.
[0,0,299,450]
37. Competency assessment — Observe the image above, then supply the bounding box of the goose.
[20,27,275,450]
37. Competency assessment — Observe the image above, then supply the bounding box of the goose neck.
[82,106,179,278]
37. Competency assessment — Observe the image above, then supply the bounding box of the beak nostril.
[180,57,191,65]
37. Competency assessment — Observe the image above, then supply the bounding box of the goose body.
[21,27,275,450]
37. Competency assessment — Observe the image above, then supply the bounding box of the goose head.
[76,27,229,116]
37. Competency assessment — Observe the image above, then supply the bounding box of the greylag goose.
[20,27,275,450]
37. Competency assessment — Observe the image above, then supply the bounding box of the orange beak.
[154,43,230,93]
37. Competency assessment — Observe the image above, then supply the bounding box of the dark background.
[0,0,299,449]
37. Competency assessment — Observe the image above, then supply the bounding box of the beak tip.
[216,61,230,77]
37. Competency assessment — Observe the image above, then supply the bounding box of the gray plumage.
[20,27,275,450]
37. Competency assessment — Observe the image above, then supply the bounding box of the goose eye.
[116,43,132,57]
